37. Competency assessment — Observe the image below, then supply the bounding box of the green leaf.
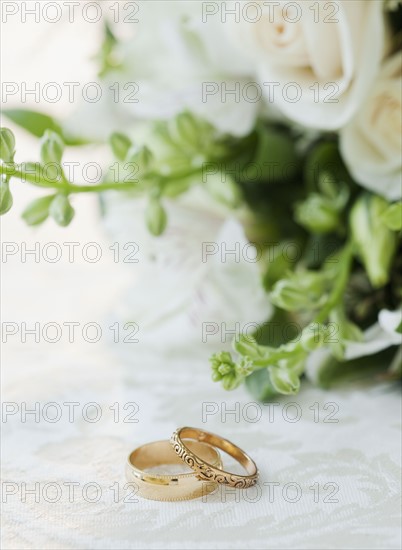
[22,195,55,226]
[304,140,353,191]
[256,310,301,347]
[97,21,122,78]
[388,347,401,376]
[61,134,94,147]
[243,124,299,185]
[312,347,398,389]
[396,321,402,334]
[262,241,300,291]
[110,132,132,161]
[0,179,13,215]
[49,194,75,226]
[268,366,301,395]
[303,233,342,269]
[3,109,88,146]
[3,109,63,139]
[245,369,279,402]
[0,128,16,162]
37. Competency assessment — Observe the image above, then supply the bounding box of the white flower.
[225,0,388,130]
[306,308,401,383]
[343,309,401,360]
[111,2,259,137]
[102,187,272,353]
[340,52,402,201]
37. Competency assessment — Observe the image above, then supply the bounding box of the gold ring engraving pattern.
[171,427,258,489]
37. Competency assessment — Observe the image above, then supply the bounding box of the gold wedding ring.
[171,427,258,488]
[125,439,222,501]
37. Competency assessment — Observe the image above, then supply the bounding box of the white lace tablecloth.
[2,10,401,550]
[2,185,401,550]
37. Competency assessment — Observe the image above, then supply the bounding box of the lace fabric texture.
[2,343,401,550]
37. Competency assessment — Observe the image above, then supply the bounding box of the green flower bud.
[268,366,300,395]
[127,145,154,176]
[146,198,167,236]
[270,279,308,310]
[210,351,235,380]
[50,194,75,226]
[233,334,260,358]
[204,173,242,209]
[40,130,64,165]
[222,375,243,391]
[295,180,349,234]
[22,195,54,226]
[300,323,329,351]
[350,193,398,288]
[295,194,340,233]
[270,271,328,311]
[381,202,402,231]
[173,112,200,148]
[210,352,248,391]
[110,132,132,161]
[0,128,16,163]
[211,351,233,375]
[0,179,13,215]
[237,357,254,377]
[217,363,232,376]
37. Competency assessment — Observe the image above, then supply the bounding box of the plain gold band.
[171,427,258,489]
[125,439,222,501]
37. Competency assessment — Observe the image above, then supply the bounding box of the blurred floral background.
[2,0,401,400]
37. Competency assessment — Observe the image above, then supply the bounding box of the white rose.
[340,52,402,201]
[225,0,388,130]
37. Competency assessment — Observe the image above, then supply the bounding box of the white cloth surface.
[2,188,401,550]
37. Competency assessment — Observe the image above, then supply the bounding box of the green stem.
[250,348,306,368]
[0,164,142,192]
[0,165,62,189]
[0,163,204,195]
[65,182,140,193]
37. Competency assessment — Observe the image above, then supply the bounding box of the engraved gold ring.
[170,427,258,489]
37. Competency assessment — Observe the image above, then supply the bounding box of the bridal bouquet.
[1,0,401,400]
